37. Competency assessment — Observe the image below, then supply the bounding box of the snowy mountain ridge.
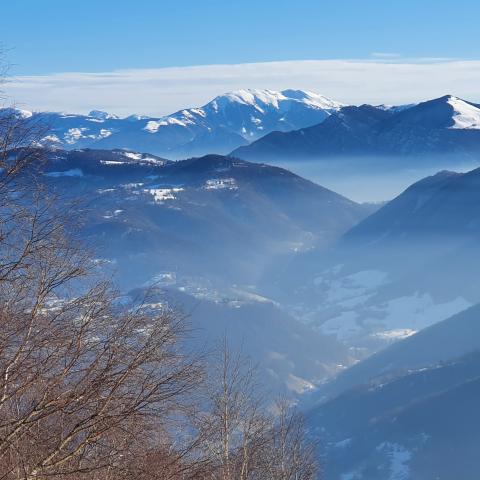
[3,88,343,158]
[7,92,480,161]
[233,94,480,161]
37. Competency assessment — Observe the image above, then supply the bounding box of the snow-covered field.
[304,267,471,344]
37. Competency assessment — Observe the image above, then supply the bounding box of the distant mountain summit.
[388,94,480,130]
[5,89,343,158]
[233,94,480,161]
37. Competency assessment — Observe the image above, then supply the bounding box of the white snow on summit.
[447,96,480,130]
[211,88,343,113]
[131,88,345,155]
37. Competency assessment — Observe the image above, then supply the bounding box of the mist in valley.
[273,155,480,202]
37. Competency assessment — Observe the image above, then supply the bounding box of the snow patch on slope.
[147,187,184,203]
[204,178,238,190]
[144,117,190,133]
[310,267,471,342]
[366,293,471,333]
[376,442,412,480]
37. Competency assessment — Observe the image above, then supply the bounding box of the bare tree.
[193,339,267,480]
[0,254,201,479]
[261,399,319,480]
[196,340,319,480]
[0,72,202,480]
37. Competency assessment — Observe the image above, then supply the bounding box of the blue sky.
[3,0,480,115]
[4,0,480,75]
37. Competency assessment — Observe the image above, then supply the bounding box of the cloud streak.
[4,59,480,116]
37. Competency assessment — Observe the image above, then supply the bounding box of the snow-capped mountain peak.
[210,88,343,112]
[446,95,480,130]
[215,88,284,108]
[131,88,345,156]
[2,89,345,158]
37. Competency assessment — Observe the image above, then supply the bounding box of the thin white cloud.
[4,59,480,116]
[370,52,402,59]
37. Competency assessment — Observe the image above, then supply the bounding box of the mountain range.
[5,89,342,158]
[8,92,480,180]
[39,148,369,291]
[233,95,480,163]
